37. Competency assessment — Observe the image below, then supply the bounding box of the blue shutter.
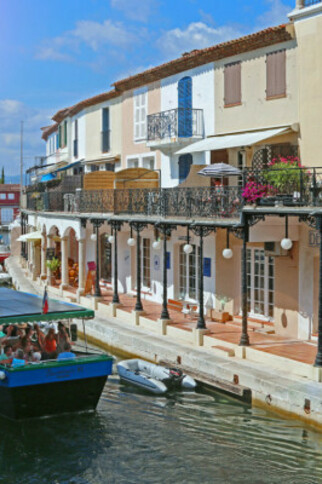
[102,108,110,152]
[178,154,193,183]
[178,77,192,137]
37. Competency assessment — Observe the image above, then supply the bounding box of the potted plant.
[242,181,276,205]
[262,155,309,206]
[46,257,61,285]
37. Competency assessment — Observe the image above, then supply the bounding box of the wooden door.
[210,149,229,186]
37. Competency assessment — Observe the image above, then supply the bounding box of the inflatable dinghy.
[117,359,196,394]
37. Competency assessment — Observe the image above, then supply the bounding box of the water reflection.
[1,375,322,484]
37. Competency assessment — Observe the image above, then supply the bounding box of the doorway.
[247,248,274,320]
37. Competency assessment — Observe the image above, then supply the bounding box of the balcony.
[147,108,203,151]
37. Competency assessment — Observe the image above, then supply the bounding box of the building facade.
[19,0,322,366]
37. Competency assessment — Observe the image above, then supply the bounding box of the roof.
[0,184,20,192]
[0,287,94,324]
[41,123,58,141]
[113,24,294,91]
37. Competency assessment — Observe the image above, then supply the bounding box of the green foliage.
[46,257,61,272]
[263,156,309,194]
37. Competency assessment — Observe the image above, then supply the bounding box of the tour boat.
[0,287,113,420]
[117,359,196,394]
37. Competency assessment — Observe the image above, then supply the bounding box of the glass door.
[179,244,200,300]
[247,248,274,320]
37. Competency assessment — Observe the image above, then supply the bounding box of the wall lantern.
[153,240,161,250]
[183,226,193,254]
[222,228,233,259]
[127,226,136,247]
[281,216,293,251]
[107,226,114,244]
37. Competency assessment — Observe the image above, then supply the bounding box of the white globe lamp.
[281,238,293,250]
[183,243,193,254]
[222,248,233,259]
[90,233,97,242]
[108,235,114,244]
[127,237,136,247]
[152,240,161,250]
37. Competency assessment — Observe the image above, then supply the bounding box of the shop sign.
[309,230,320,248]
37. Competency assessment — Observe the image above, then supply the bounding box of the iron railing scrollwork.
[147,108,203,141]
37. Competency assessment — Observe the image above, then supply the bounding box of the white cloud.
[157,22,242,59]
[36,18,139,63]
[110,0,158,22]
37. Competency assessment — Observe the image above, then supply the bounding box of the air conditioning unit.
[264,241,288,257]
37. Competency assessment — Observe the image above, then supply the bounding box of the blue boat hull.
[0,356,113,420]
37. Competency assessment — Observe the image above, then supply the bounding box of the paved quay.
[6,256,322,430]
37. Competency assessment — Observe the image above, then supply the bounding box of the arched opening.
[47,226,61,286]
[178,76,192,137]
[100,233,112,283]
[65,228,79,289]
[178,154,193,184]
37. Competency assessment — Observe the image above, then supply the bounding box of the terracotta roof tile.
[113,24,294,91]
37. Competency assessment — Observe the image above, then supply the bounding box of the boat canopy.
[0,287,94,325]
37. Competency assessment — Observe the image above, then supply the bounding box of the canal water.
[1,372,322,483]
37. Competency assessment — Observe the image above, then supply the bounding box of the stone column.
[47,235,53,282]
[77,238,85,297]
[41,231,47,280]
[60,236,69,290]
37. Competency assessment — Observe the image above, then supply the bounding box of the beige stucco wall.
[295,14,322,167]
[85,97,122,162]
[121,81,161,169]
[214,39,298,135]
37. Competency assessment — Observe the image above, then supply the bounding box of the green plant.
[263,156,309,194]
[46,257,61,273]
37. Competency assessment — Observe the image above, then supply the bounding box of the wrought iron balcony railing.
[147,108,203,142]
[304,0,321,6]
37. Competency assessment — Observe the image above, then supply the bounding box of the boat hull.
[0,355,113,420]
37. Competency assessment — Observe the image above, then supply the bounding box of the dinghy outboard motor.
[163,368,184,390]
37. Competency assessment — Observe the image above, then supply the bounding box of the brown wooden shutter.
[224,62,241,106]
[266,50,286,98]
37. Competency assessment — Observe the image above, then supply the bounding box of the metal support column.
[315,216,322,366]
[159,224,176,320]
[110,221,123,304]
[91,219,103,298]
[239,216,250,346]
[131,222,147,312]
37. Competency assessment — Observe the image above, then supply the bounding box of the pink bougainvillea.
[242,181,276,204]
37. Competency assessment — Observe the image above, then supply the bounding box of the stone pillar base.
[132,310,145,326]
[91,296,102,310]
[76,288,85,303]
[157,319,170,336]
[192,328,210,347]
[111,303,120,317]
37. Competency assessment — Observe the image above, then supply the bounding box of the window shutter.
[134,90,147,141]
[266,50,286,98]
[102,108,109,132]
[64,121,67,147]
[224,62,241,106]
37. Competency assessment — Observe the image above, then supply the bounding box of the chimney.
[296,0,304,8]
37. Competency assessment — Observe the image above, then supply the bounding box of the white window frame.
[247,248,274,321]
[8,193,14,200]
[179,244,200,302]
[142,155,155,171]
[133,88,148,142]
[126,153,156,170]
[1,208,14,223]
[0,194,6,200]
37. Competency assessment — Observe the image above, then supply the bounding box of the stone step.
[211,345,235,357]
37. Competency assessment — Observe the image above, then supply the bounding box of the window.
[1,208,13,223]
[247,248,274,319]
[105,163,115,172]
[266,50,286,99]
[178,76,192,137]
[134,89,147,141]
[73,120,78,158]
[224,62,241,106]
[179,244,200,300]
[0,194,6,200]
[8,193,15,200]
[64,120,68,147]
[91,165,99,172]
[142,238,151,288]
[102,108,110,152]
[178,154,193,184]
[58,126,62,149]
[142,156,155,171]
[127,158,139,168]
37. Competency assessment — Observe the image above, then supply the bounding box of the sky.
[0,0,294,178]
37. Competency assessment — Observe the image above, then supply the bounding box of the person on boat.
[57,342,75,360]
[21,338,35,362]
[0,345,13,364]
[11,349,26,368]
[56,322,71,354]
[33,324,46,352]
[43,328,57,358]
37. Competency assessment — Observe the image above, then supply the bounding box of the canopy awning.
[55,160,83,173]
[0,287,94,324]
[41,173,57,182]
[17,231,42,242]
[85,155,120,165]
[176,127,291,155]
[39,161,68,175]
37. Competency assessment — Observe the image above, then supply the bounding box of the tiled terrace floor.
[97,284,318,366]
[50,280,318,367]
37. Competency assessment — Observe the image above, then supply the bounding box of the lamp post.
[240,216,250,346]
